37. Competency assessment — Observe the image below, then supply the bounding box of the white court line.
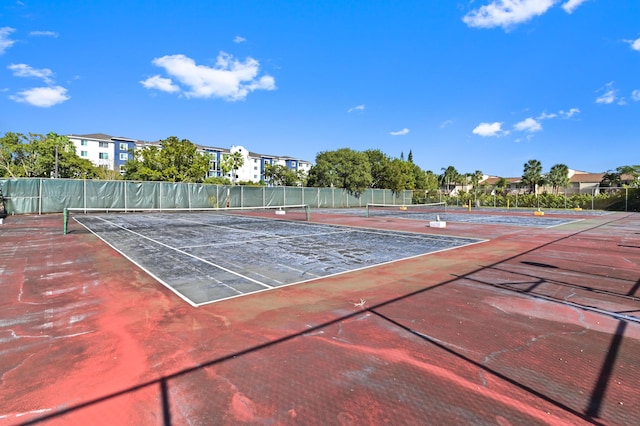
[76,216,274,299]
[178,229,353,250]
[195,237,488,307]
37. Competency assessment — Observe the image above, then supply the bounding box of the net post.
[366,203,370,218]
[63,208,68,235]
[305,204,311,221]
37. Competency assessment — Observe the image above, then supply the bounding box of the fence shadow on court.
[21,215,637,425]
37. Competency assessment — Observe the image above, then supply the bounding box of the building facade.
[67,133,312,183]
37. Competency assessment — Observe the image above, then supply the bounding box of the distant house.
[565,171,605,195]
[480,176,523,194]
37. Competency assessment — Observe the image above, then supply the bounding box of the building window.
[80,151,88,157]
[99,152,109,159]
[81,140,88,146]
[291,161,296,167]
[119,143,128,151]
[119,153,128,160]
[99,142,109,148]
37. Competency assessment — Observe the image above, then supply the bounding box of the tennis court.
[322,203,587,228]
[2,207,639,425]
[69,207,484,306]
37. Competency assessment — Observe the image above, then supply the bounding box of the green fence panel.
[42,179,84,212]
[86,180,126,209]
[0,178,40,214]
[124,181,159,209]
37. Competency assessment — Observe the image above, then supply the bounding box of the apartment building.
[67,133,312,183]
[67,133,136,174]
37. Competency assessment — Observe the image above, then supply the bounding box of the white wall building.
[67,134,312,182]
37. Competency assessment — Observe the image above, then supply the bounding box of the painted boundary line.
[74,214,488,307]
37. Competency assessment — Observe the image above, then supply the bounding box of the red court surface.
[1,210,639,425]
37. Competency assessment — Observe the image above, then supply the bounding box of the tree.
[123,136,211,182]
[617,165,640,187]
[469,170,484,200]
[221,151,245,184]
[407,150,413,163]
[0,132,99,178]
[547,164,570,194]
[495,177,509,195]
[386,158,415,194]
[440,166,459,193]
[364,149,391,189]
[264,164,303,186]
[307,148,372,197]
[522,159,543,194]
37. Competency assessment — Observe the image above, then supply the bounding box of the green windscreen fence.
[0,178,411,215]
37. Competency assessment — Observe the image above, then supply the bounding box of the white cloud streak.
[463,0,556,29]
[140,75,180,93]
[514,117,542,132]
[142,52,276,101]
[596,82,617,105]
[389,128,410,136]
[625,37,640,52]
[562,0,588,14]
[347,104,365,113]
[463,0,588,29]
[29,30,59,38]
[440,119,454,128]
[0,27,16,55]
[472,122,507,137]
[234,36,246,43]
[632,90,640,102]
[559,107,580,118]
[9,86,69,107]
[9,63,54,84]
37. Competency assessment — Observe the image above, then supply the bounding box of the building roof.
[69,133,114,140]
[570,173,604,183]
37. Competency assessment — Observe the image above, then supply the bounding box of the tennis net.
[366,202,447,219]
[63,204,311,234]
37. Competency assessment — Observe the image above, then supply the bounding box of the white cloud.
[9,86,69,107]
[462,0,589,29]
[140,75,180,93]
[559,107,580,118]
[595,82,617,105]
[625,37,640,52]
[143,52,276,101]
[632,90,640,102]
[562,0,588,14]
[462,0,556,29]
[389,128,410,136]
[472,122,507,137]
[29,30,59,38]
[8,63,54,84]
[347,104,365,113]
[440,119,454,128]
[514,117,542,132]
[0,27,16,55]
[537,112,557,120]
[234,36,246,43]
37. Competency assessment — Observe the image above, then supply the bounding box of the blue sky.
[1,0,638,177]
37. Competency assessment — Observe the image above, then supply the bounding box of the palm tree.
[522,159,542,194]
[547,163,570,195]
[495,177,509,195]
[440,166,459,193]
[221,151,245,184]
